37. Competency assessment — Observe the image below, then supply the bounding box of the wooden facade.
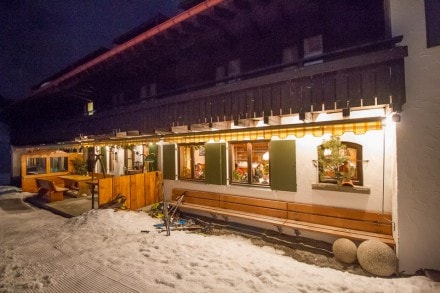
[7,0,407,146]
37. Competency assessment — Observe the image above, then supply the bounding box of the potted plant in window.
[317,136,353,186]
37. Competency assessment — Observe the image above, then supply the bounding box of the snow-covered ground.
[0,186,438,293]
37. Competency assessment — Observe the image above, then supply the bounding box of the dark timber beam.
[196,14,219,27]
[233,0,252,11]
[213,6,236,20]
[181,21,203,34]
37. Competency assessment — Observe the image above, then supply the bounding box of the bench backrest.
[172,188,393,235]
[36,178,56,191]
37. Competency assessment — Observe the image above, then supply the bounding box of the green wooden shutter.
[205,143,226,185]
[162,144,176,180]
[148,144,158,171]
[100,146,107,173]
[270,140,297,192]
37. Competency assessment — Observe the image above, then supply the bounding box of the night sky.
[0,0,180,101]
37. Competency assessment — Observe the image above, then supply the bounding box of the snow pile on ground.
[1,187,439,292]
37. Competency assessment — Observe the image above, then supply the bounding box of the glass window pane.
[26,157,47,175]
[250,142,269,185]
[230,141,269,186]
[50,157,68,173]
[179,145,192,179]
[194,145,205,179]
[231,143,248,183]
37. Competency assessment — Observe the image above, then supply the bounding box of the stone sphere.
[332,238,358,264]
[357,240,397,277]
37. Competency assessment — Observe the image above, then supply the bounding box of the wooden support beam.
[233,0,252,11]
[213,6,236,20]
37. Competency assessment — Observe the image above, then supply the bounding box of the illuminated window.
[85,101,94,115]
[178,143,205,180]
[50,157,68,173]
[318,138,363,186]
[230,141,270,186]
[26,157,47,175]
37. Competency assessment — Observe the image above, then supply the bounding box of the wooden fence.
[98,171,163,210]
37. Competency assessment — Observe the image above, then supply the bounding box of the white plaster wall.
[164,128,395,215]
[390,0,440,272]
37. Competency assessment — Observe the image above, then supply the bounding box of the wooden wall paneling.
[246,89,255,118]
[205,96,212,122]
[224,93,233,120]
[253,87,263,117]
[238,91,247,119]
[132,111,141,130]
[193,99,201,124]
[146,108,154,132]
[389,59,406,111]
[161,105,169,126]
[289,79,301,114]
[183,102,191,125]
[112,175,132,209]
[163,104,171,127]
[300,77,312,113]
[199,98,207,123]
[130,173,146,210]
[347,70,362,107]
[322,73,336,111]
[280,81,291,115]
[231,92,240,120]
[311,74,324,112]
[262,86,272,116]
[120,112,129,130]
[376,63,392,105]
[216,95,225,121]
[98,177,113,206]
[210,95,219,122]
[271,83,281,116]
[188,100,196,125]
[335,71,349,109]
[175,102,185,125]
[142,109,150,131]
[126,110,133,130]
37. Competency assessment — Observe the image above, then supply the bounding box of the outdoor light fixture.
[299,112,306,121]
[392,113,401,122]
[342,107,350,117]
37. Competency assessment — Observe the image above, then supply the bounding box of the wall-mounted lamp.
[392,113,401,122]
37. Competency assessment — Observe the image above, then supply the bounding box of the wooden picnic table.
[59,175,92,197]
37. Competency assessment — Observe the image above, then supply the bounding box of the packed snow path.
[0,189,438,292]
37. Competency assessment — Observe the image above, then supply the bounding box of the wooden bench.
[36,178,69,202]
[171,188,395,247]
